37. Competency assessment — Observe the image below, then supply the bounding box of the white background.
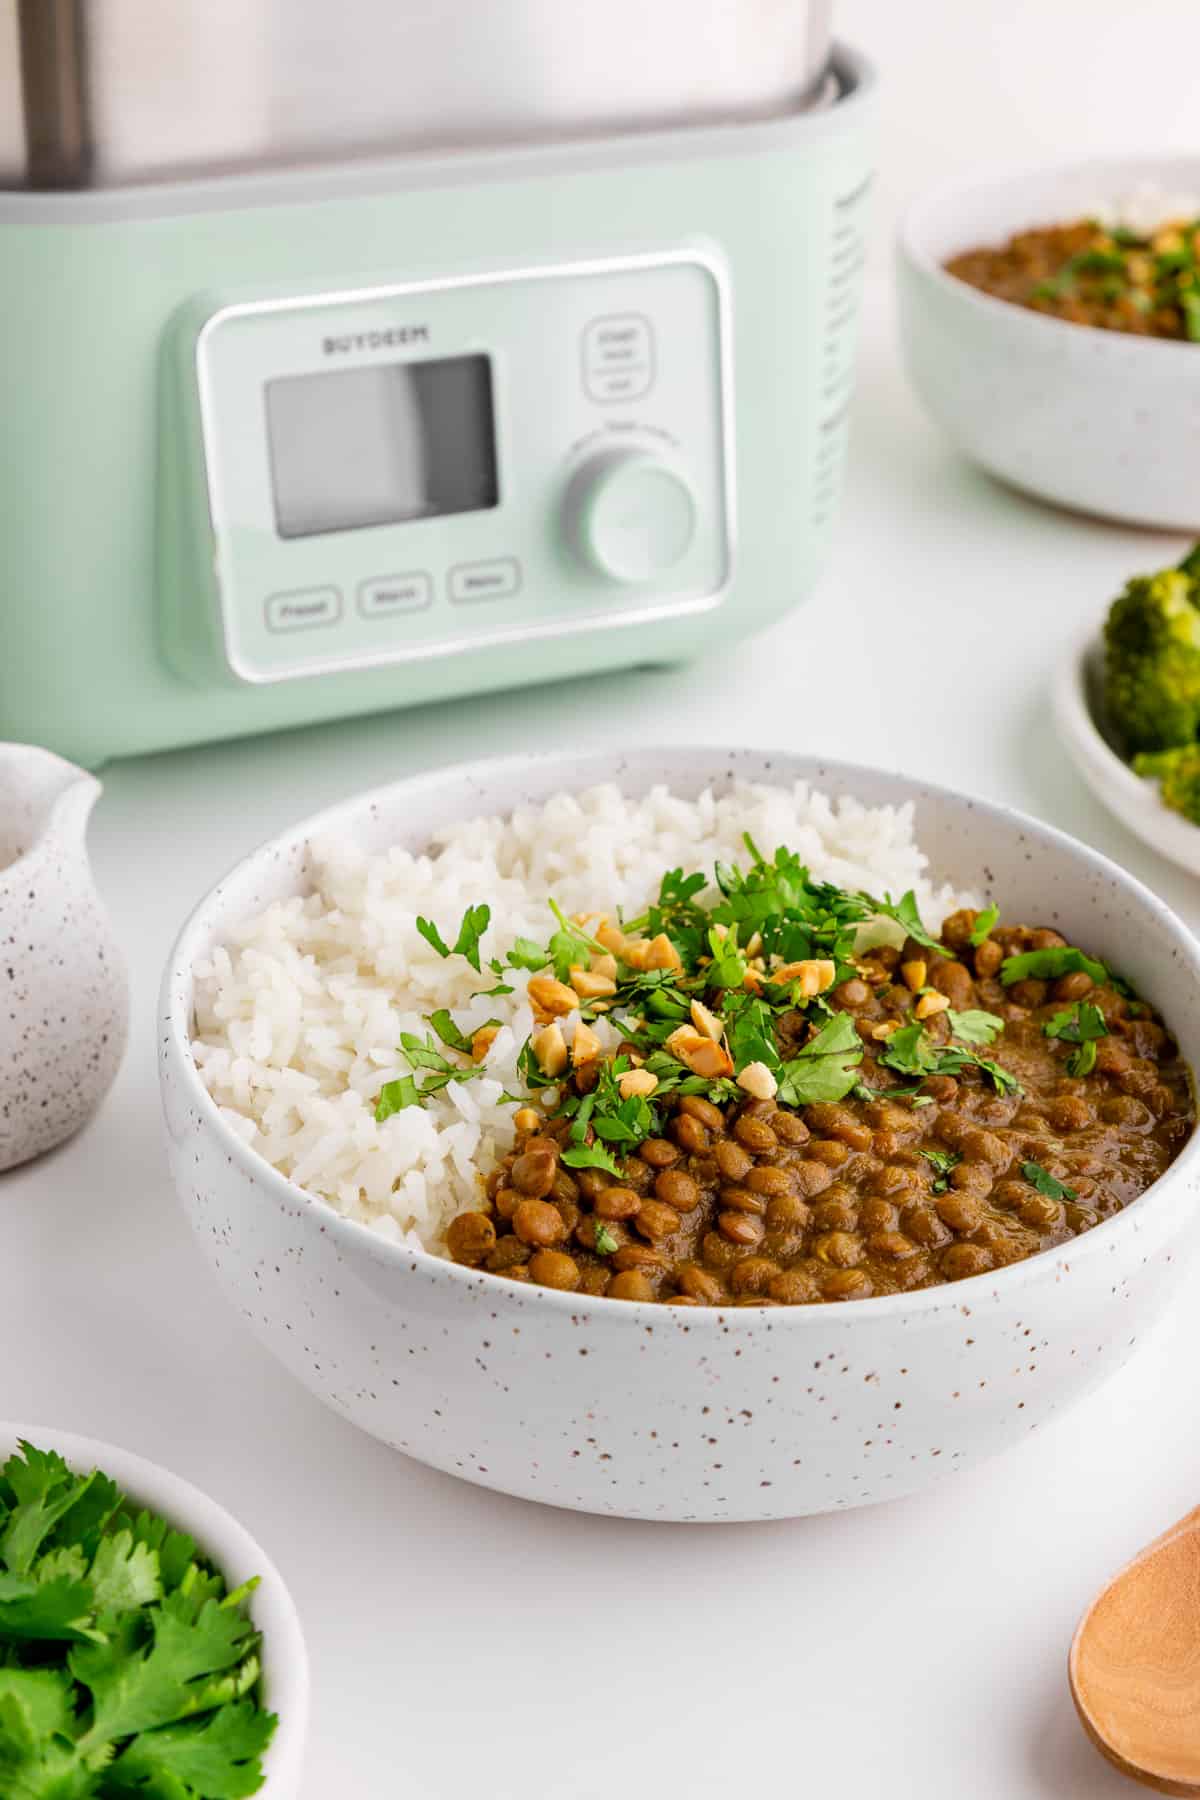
[6,3,1200,1795]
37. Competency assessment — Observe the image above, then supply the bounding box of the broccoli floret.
[1134,744,1200,824]
[1104,566,1200,752]
[1176,541,1200,584]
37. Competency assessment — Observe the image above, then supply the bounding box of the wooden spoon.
[1070,1506,1200,1794]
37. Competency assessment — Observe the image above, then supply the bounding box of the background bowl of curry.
[160,748,1200,1523]
[898,154,1200,529]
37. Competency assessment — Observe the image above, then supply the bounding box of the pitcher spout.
[0,742,101,878]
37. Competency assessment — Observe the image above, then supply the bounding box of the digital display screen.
[264,354,498,540]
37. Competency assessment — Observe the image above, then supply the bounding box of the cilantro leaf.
[415,904,491,973]
[0,1570,100,1644]
[545,901,604,982]
[89,1530,161,1621]
[1044,1001,1108,1045]
[1000,946,1108,988]
[561,1142,624,1177]
[877,1022,932,1078]
[917,1148,962,1193]
[969,905,999,946]
[1021,1161,1077,1202]
[777,1012,863,1107]
[1044,1001,1108,1078]
[428,1010,473,1055]
[592,1223,620,1257]
[1,1445,97,1578]
[414,916,452,959]
[73,1589,258,1747]
[705,925,747,990]
[504,937,548,973]
[106,1698,277,1799]
[374,1076,421,1121]
[867,890,942,953]
[946,1008,1004,1046]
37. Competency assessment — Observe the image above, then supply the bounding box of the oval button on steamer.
[565,450,696,584]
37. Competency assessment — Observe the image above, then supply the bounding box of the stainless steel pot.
[0,0,834,189]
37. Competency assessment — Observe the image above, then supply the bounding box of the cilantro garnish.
[917,1148,962,1193]
[776,1012,864,1107]
[946,1008,1004,1046]
[879,1022,1022,1097]
[1044,1001,1109,1078]
[969,904,999,946]
[592,1223,620,1256]
[1021,1161,1078,1202]
[0,1442,275,1796]
[867,889,943,953]
[416,902,491,972]
[1000,946,1108,988]
[560,1142,624,1177]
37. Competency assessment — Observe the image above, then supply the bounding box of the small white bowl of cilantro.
[0,1426,308,1798]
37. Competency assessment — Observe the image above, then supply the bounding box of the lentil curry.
[946,216,1200,341]
[382,842,1193,1306]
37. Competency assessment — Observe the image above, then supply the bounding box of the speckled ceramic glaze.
[0,744,128,1173]
[160,750,1200,1522]
[0,1423,309,1795]
[898,155,1200,529]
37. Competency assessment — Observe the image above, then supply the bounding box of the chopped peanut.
[774,958,836,997]
[531,1022,568,1077]
[644,933,683,972]
[621,938,653,971]
[528,974,578,1017]
[617,1068,659,1100]
[596,921,626,955]
[914,991,951,1020]
[690,998,724,1042]
[513,1107,541,1134]
[869,1020,901,1040]
[470,1024,499,1062]
[737,1061,778,1101]
[900,959,927,993]
[571,1021,602,1065]
[591,953,619,982]
[665,1024,733,1080]
[569,967,617,1001]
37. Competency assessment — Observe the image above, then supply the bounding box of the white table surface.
[6,4,1200,1795]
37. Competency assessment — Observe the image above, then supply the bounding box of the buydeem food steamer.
[0,1,875,765]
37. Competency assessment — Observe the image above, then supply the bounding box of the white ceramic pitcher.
[0,745,128,1173]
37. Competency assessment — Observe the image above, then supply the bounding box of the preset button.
[265,586,342,632]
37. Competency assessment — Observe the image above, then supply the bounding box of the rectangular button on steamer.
[0,45,875,764]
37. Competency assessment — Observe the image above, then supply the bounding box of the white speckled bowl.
[0,1424,308,1794]
[1054,631,1200,877]
[898,155,1200,528]
[160,750,1200,1523]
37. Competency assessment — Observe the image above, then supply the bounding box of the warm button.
[565,450,696,585]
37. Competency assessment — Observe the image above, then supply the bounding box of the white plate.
[1052,630,1200,875]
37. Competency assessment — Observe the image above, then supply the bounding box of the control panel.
[184,253,732,684]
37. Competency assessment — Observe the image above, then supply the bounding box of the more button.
[448,557,522,603]
[358,572,432,618]
[265,586,342,632]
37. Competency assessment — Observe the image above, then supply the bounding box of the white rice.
[191,781,973,1254]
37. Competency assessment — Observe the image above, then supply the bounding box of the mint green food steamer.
[0,6,874,766]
